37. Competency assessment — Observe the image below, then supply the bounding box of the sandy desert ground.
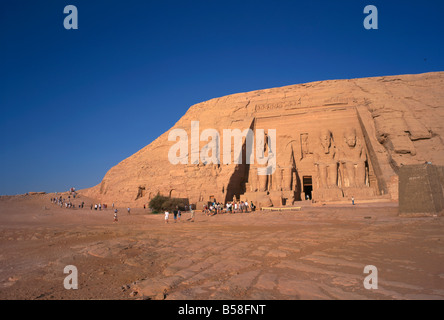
[0,193,443,300]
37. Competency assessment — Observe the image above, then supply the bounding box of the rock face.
[82,72,444,207]
[399,164,444,215]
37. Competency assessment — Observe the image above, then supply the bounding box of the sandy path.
[0,194,443,300]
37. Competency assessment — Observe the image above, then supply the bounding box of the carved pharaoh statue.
[257,132,270,192]
[314,129,339,189]
[272,166,283,191]
[248,165,258,192]
[339,128,367,188]
[281,142,295,191]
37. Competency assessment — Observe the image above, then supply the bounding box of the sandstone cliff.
[81,72,444,207]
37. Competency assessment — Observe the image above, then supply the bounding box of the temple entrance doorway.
[303,176,313,200]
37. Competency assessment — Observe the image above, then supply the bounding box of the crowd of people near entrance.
[203,200,256,216]
[164,200,257,224]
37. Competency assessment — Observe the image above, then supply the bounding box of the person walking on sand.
[113,209,118,223]
[127,207,131,215]
[190,208,195,222]
[164,211,169,224]
[352,196,355,205]
[173,207,178,223]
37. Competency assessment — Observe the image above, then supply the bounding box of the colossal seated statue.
[314,129,339,189]
[339,128,368,188]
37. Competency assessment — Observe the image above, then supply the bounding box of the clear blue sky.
[1,0,443,195]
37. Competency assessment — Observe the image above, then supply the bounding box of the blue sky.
[1,0,443,195]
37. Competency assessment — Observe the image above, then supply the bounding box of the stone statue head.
[320,129,332,153]
[344,128,357,148]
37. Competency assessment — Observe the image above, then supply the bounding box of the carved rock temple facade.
[241,104,380,207]
[82,72,444,208]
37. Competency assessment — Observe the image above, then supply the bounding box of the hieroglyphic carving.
[255,98,301,112]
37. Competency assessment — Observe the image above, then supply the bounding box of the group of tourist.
[51,194,259,226]
[164,200,257,225]
[204,201,256,216]
[165,206,196,224]
[91,203,109,210]
[111,206,131,223]
[49,196,133,224]
[50,196,84,209]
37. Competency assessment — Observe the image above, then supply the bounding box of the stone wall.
[399,164,444,215]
